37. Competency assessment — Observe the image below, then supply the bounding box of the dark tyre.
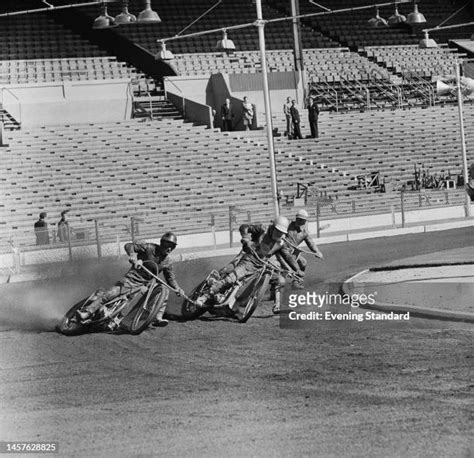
[181,279,211,320]
[235,273,271,323]
[127,285,166,335]
[56,295,93,336]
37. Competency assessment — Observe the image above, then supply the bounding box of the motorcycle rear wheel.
[56,295,93,336]
[181,279,212,320]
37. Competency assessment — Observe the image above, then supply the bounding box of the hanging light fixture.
[419,31,437,48]
[368,7,388,28]
[115,1,136,25]
[388,4,406,25]
[406,2,426,25]
[216,30,236,53]
[92,2,115,29]
[137,0,161,23]
[156,40,174,60]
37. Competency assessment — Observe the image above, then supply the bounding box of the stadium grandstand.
[0,0,473,258]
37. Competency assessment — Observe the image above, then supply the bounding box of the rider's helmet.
[296,209,309,221]
[161,232,178,247]
[272,215,290,234]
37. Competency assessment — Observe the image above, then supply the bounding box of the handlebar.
[283,239,324,259]
[137,263,198,305]
[245,246,303,281]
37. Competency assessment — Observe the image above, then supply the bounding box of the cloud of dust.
[0,262,125,332]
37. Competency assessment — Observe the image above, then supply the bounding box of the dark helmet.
[161,232,177,246]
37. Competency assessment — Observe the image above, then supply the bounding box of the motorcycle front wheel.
[234,272,271,323]
[127,285,166,335]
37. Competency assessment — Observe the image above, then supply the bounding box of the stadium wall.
[1,80,132,126]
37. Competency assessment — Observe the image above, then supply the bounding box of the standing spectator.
[220,98,234,132]
[242,96,254,131]
[290,100,302,140]
[283,96,292,138]
[34,212,50,245]
[308,97,320,139]
[57,210,71,242]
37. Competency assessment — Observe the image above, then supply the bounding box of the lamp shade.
[115,2,137,24]
[436,80,454,96]
[460,77,474,95]
[407,4,426,25]
[216,30,236,52]
[388,6,406,25]
[92,4,115,29]
[368,8,388,28]
[137,0,161,22]
[419,31,437,48]
[156,41,174,60]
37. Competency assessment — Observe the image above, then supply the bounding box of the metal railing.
[1,87,21,126]
[401,70,436,107]
[163,77,185,117]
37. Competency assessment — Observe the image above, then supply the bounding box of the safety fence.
[0,189,471,272]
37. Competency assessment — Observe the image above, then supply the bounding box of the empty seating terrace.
[172,48,391,83]
[0,57,139,85]
[228,104,474,216]
[0,13,106,60]
[272,104,474,195]
[0,119,275,248]
[365,45,465,80]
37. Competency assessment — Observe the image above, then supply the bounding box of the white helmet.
[296,209,309,220]
[273,215,290,234]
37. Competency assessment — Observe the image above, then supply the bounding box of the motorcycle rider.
[202,216,303,314]
[76,232,184,327]
[283,209,323,289]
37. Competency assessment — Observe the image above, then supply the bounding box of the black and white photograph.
[0,0,473,456]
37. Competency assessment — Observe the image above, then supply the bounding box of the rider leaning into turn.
[76,232,184,327]
[282,209,323,289]
[205,216,303,315]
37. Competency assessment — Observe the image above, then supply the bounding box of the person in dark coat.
[307,97,320,139]
[34,212,50,245]
[57,210,70,242]
[290,100,302,140]
[220,98,234,131]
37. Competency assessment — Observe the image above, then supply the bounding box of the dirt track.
[1,227,473,457]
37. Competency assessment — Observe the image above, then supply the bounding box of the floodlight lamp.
[92,3,115,29]
[115,1,137,24]
[137,0,161,23]
[388,5,406,25]
[368,8,388,28]
[407,3,426,25]
[216,30,236,53]
[156,41,174,60]
[419,31,437,48]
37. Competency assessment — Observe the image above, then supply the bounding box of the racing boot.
[76,300,99,322]
[292,279,304,290]
[76,291,105,321]
[272,290,282,315]
[151,303,169,327]
[76,309,91,321]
